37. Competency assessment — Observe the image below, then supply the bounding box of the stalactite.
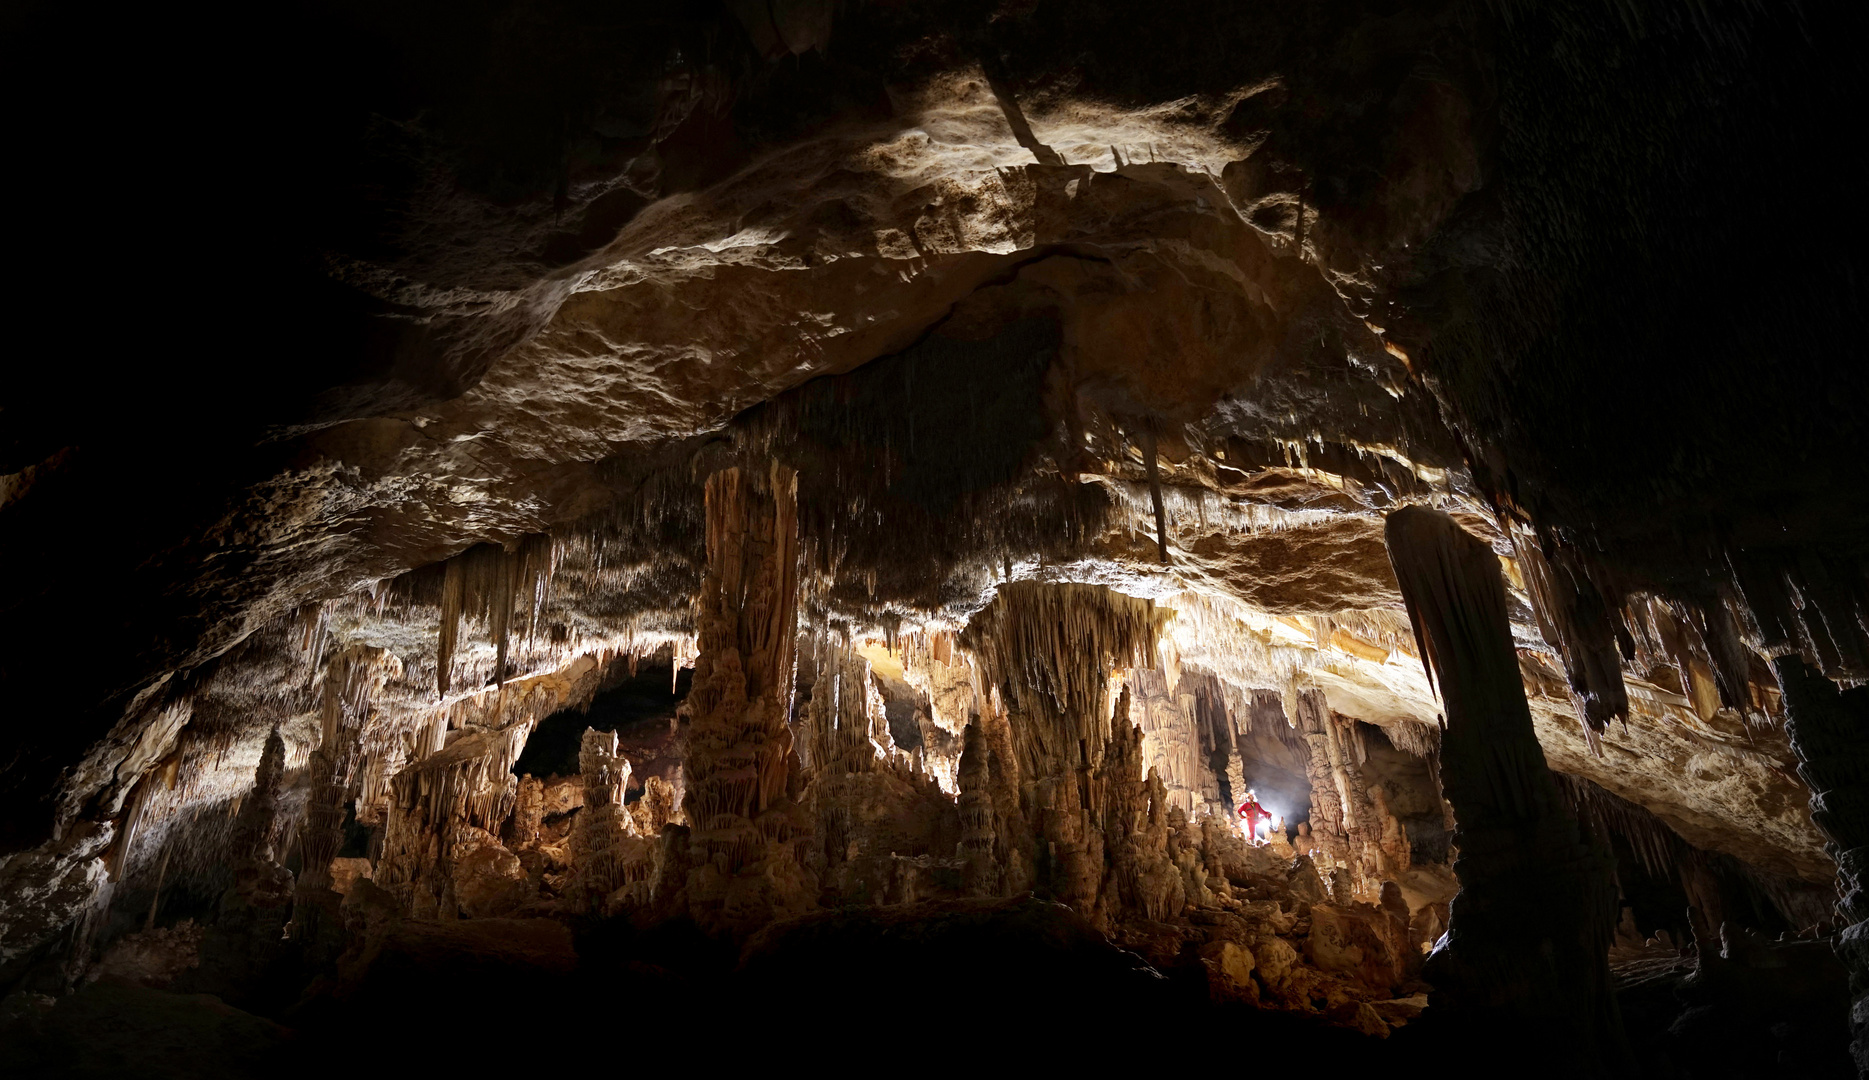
[960,580,1165,785]
[1140,425,1170,563]
[1386,506,1623,1068]
[376,724,527,918]
[1510,527,1627,747]
[435,535,560,696]
[295,602,330,692]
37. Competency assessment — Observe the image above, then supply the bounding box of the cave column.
[569,729,633,912]
[289,648,386,943]
[682,463,813,933]
[1294,690,1351,876]
[1774,656,1869,1073]
[1384,507,1623,1068]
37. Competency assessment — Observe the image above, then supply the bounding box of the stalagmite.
[682,464,814,933]
[226,731,291,909]
[1098,687,1184,922]
[570,729,654,913]
[957,722,999,896]
[1385,506,1623,1068]
[290,647,398,941]
[1295,689,1353,873]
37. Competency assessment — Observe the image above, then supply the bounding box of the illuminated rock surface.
[1,1,1865,1076]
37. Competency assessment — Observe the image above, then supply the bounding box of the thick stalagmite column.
[569,728,641,913]
[682,464,812,933]
[1774,656,1869,1072]
[227,730,292,907]
[1385,508,1623,1070]
[289,647,394,943]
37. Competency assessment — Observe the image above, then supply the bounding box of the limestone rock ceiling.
[1,1,1864,1048]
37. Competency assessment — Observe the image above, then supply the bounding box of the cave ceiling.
[2,0,1864,999]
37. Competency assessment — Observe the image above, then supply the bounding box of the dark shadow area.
[1616,938,1851,1078]
[512,659,691,792]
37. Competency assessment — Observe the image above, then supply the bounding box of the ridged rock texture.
[2,0,1865,1074]
[1386,507,1622,1069]
[682,464,813,934]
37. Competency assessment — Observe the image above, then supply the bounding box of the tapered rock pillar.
[227,730,291,906]
[1385,508,1622,1070]
[1774,656,1869,1073]
[289,648,390,943]
[682,464,813,933]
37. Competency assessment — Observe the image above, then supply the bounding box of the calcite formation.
[2,1,1863,1072]
[682,464,815,933]
[1387,507,1620,1068]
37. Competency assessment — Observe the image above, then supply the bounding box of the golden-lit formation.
[2,1,1861,1073]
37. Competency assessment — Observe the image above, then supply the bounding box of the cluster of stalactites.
[301,648,400,883]
[436,534,560,696]
[1381,717,1442,759]
[1123,666,1222,819]
[1511,528,1629,749]
[801,644,895,779]
[960,580,1167,781]
[1728,548,1869,685]
[385,725,527,835]
[374,724,527,914]
[1621,592,1777,726]
[1509,518,1864,752]
[1550,771,1684,879]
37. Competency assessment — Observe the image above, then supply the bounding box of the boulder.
[1306,903,1406,993]
[453,843,532,919]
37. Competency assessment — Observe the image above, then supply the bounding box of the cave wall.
[1,0,1864,1066]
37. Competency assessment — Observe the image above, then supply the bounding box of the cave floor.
[1,898,1852,1078]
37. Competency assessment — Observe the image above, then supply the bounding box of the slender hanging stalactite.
[1141,424,1170,564]
[1384,506,1624,1071]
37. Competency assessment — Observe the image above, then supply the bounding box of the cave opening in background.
[513,658,691,801]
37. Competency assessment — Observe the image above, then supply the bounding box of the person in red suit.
[1237,790,1268,843]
